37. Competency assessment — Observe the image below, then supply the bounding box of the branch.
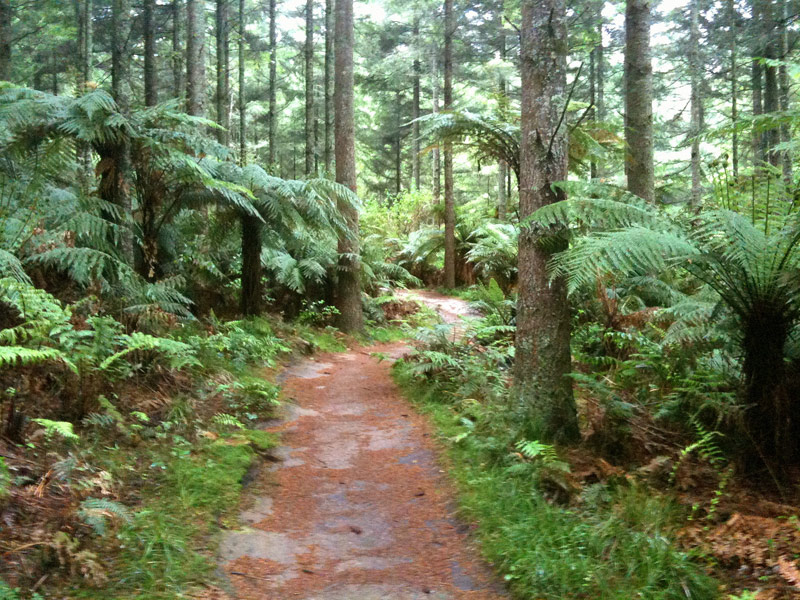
[547,61,584,157]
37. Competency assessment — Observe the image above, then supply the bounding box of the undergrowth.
[394,362,718,599]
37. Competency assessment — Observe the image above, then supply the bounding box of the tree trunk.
[515,0,578,443]
[497,0,508,218]
[268,0,277,168]
[173,0,186,100]
[216,0,230,144]
[432,48,441,216]
[112,0,134,265]
[305,0,315,176]
[186,0,206,116]
[76,0,94,185]
[779,0,792,187]
[689,0,702,209]
[238,0,246,163]
[144,0,158,106]
[324,0,334,175]
[241,214,263,315]
[443,0,456,288]
[412,17,421,190]
[334,0,363,332]
[751,0,765,167]
[762,0,780,168]
[624,0,654,203]
[729,0,738,180]
[0,0,10,82]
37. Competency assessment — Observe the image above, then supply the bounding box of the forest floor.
[214,291,506,600]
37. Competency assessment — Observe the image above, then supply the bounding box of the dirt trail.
[218,291,505,600]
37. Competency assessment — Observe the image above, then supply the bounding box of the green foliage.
[395,365,718,600]
[78,497,133,536]
[31,419,79,441]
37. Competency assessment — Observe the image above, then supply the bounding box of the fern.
[0,346,76,372]
[32,418,79,440]
[99,332,199,371]
[78,497,132,536]
[211,413,246,430]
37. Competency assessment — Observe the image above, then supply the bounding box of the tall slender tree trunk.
[497,0,508,218]
[144,0,158,106]
[172,0,186,100]
[689,0,702,209]
[268,0,277,168]
[432,48,441,216]
[751,0,765,167]
[216,0,230,144]
[324,0,334,174]
[76,0,94,186]
[779,0,792,186]
[762,0,780,168]
[305,0,315,175]
[112,0,134,265]
[515,0,578,443]
[395,90,403,194]
[77,0,93,89]
[238,0,246,162]
[334,0,363,332]
[729,0,739,180]
[411,17,421,190]
[0,1,10,82]
[443,0,456,288]
[624,0,654,202]
[186,0,206,116]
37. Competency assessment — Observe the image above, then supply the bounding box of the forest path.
[217,291,505,600]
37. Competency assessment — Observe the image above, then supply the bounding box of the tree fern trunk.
[240,215,263,316]
[514,0,579,444]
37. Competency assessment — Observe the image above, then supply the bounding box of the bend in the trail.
[217,291,505,600]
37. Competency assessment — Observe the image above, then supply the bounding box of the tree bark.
[729,0,738,179]
[412,17,421,190]
[238,0,246,163]
[497,0,508,218]
[395,91,403,194]
[762,0,780,168]
[240,214,263,315]
[432,48,441,216]
[173,0,186,100]
[779,0,792,186]
[305,0,315,176]
[515,0,578,443]
[112,0,134,265]
[334,0,363,332]
[324,0,334,175]
[186,0,206,116]
[689,0,702,209]
[144,0,158,106]
[443,0,456,288]
[0,1,10,82]
[624,0,654,202]
[216,0,230,144]
[268,0,277,168]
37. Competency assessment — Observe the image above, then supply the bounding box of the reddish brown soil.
[218,294,505,599]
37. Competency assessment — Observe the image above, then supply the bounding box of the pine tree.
[514,0,579,443]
